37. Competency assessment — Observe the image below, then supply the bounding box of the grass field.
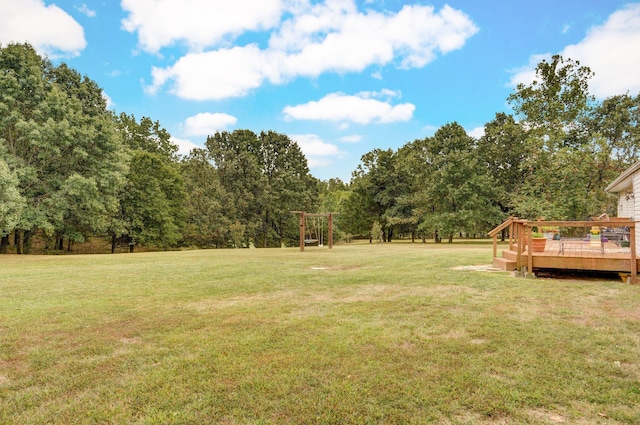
[1,243,640,424]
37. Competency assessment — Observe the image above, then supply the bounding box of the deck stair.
[493,248,518,271]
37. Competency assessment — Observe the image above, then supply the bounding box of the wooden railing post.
[527,223,533,275]
[488,217,520,261]
[516,222,523,271]
[518,223,527,267]
[509,221,514,251]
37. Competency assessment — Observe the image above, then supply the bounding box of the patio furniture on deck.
[601,228,630,246]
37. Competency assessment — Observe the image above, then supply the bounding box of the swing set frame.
[290,211,338,251]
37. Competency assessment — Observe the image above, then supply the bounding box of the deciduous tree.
[113,114,184,252]
[0,43,125,252]
[416,123,503,242]
[206,130,318,247]
[180,148,231,248]
[0,156,24,252]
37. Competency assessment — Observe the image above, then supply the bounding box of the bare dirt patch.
[308,265,362,271]
[528,409,566,423]
[186,284,481,314]
[451,265,504,272]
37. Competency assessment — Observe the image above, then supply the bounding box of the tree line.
[0,43,318,253]
[342,56,640,243]
[1,44,639,253]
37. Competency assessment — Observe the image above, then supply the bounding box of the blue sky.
[2,1,640,182]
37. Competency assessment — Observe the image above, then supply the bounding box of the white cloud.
[339,135,362,143]
[102,92,114,109]
[76,4,96,18]
[283,92,415,124]
[142,1,478,100]
[467,126,485,139]
[507,53,551,88]
[423,125,437,136]
[290,133,346,168]
[509,4,640,98]
[562,3,640,98]
[356,89,401,100]
[0,0,86,57]
[184,113,237,136]
[171,136,201,156]
[121,0,283,53]
[273,3,478,77]
[147,45,273,100]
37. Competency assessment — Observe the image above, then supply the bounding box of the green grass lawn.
[1,243,640,424]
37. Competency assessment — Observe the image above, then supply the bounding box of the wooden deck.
[490,218,638,283]
[499,240,635,273]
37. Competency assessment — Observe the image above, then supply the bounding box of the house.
[605,161,640,250]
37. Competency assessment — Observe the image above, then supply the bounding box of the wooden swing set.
[290,211,338,251]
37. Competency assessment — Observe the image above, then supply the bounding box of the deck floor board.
[530,240,630,259]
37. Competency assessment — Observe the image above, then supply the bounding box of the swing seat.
[304,238,319,245]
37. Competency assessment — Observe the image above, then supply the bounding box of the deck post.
[492,235,498,259]
[630,223,637,284]
[509,221,514,251]
[516,222,523,270]
[527,223,533,275]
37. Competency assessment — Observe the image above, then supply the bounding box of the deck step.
[501,249,518,262]
[493,257,517,271]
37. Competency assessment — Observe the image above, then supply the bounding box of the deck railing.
[489,217,637,283]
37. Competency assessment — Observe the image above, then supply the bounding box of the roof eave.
[605,161,640,194]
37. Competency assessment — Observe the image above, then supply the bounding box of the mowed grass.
[1,243,640,424]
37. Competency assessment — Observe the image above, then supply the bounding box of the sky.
[1,1,640,182]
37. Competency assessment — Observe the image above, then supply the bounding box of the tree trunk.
[263,211,268,248]
[0,234,9,254]
[448,233,454,243]
[501,228,507,242]
[111,233,117,254]
[24,230,32,254]
[129,244,134,253]
[278,220,285,248]
[57,237,64,251]
[15,230,22,254]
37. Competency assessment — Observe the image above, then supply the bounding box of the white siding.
[618,190,635,218]
[634,174,640,255]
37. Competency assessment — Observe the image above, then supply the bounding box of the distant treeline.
[1,44,639,253]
